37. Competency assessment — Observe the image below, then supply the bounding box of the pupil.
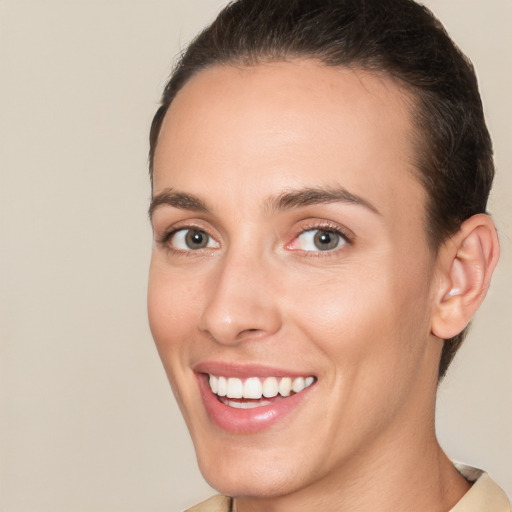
[314,230,339,251]
[186,230,207,248]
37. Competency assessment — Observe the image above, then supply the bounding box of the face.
[148,61,443,499]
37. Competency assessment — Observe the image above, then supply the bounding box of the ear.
[431,214,500,339]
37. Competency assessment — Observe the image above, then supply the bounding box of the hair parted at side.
[149,0,495,379]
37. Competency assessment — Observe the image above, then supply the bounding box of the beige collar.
[449,463,510,512]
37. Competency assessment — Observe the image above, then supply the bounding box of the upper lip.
[193,361,316,379]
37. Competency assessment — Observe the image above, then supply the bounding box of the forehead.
[153,60,426,229]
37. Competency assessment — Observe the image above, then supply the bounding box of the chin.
[201,462,301,499]
[194,437,319,499]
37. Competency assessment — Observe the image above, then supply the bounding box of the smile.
[195,364,318,433]
[208,375,315,408]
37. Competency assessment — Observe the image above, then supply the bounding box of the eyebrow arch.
[265,186,380,215]
[148,188,209,219]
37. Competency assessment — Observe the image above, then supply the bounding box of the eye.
[292,229,347,252]
[168,228,220,251]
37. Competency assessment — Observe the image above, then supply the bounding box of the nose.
[198,250,282,345]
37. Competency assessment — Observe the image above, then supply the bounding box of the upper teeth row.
[208,375,315,399]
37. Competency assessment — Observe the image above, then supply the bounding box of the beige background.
[0,0,510,510]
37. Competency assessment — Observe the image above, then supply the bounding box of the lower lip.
[197,374,313,434]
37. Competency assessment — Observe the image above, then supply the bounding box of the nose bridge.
[199,243,281,345]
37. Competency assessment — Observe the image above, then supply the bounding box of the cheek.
[147,266,173,350]
[289,256,433,379]
[147,261,205,415]
[147,261,199,361]
[290,263,392,334]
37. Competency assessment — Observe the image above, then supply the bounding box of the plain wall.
[0,1,510,510]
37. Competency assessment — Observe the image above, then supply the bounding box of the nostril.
[237,328,268,341]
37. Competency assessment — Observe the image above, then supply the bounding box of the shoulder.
[450,464,510,512]
[184,495,232,512]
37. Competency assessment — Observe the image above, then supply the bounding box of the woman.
[147,0,508,510]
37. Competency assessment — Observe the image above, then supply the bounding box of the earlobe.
[431,214,500,340]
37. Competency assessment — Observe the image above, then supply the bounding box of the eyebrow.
[148,185,380,220]
[149,188,209,219]
[264,186,380,215]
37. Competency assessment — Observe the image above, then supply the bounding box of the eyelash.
[156,221,353,256]
[156,226,216,253]
[287,221,353,255]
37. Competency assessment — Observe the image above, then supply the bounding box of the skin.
[148,61,472,511]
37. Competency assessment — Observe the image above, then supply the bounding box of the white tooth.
[227,399,271,409]
[217,376,227,397]
[242,402,259,409]
[279,377,292,397]
[227,377,243,398]
[305,376,314,388]
[243,399,271,409]
[292,377,306,393]
[243,377,263,399]
[209,375,218,394]
[262,377,279,398]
